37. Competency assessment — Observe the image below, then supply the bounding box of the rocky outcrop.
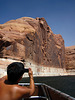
[65,46,75,70]
[0,17,65,68]
[0,17,66,77]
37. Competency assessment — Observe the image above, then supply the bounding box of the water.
[20,76,75,98]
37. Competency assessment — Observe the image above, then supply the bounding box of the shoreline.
[0,67,75,78]
[0,58,75,78]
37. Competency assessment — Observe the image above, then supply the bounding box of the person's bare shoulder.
[12,84,31,98]
[13,84,28,91]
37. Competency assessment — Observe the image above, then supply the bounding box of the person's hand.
[28,68,33,78]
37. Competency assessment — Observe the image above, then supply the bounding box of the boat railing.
[18,83,75,100]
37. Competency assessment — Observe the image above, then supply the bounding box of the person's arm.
[16,68,35,98]
[28,68,35,96]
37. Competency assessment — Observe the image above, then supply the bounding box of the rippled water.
[20,76,75,98]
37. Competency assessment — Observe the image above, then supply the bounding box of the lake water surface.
[20,76,75,98]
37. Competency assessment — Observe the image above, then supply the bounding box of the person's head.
[7,62,25,83]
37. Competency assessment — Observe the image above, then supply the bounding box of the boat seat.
[22,96,48,100]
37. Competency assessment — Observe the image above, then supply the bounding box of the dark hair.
[7,62,25,83]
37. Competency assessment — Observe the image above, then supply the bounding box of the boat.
[18,83,75,100]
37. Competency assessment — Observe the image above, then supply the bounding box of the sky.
[0,0,75,47]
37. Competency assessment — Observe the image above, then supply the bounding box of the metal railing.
[18,83,75,100]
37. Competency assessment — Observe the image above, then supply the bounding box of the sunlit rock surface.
[0,17,67,77]
[65,46,75,74]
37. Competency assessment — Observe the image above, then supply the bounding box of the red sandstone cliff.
[0,17,65,68]
[65,46,75,70]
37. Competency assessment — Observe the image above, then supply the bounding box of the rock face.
[65,46,75,70]
[0,17,65,68]
[0,17,66,77]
